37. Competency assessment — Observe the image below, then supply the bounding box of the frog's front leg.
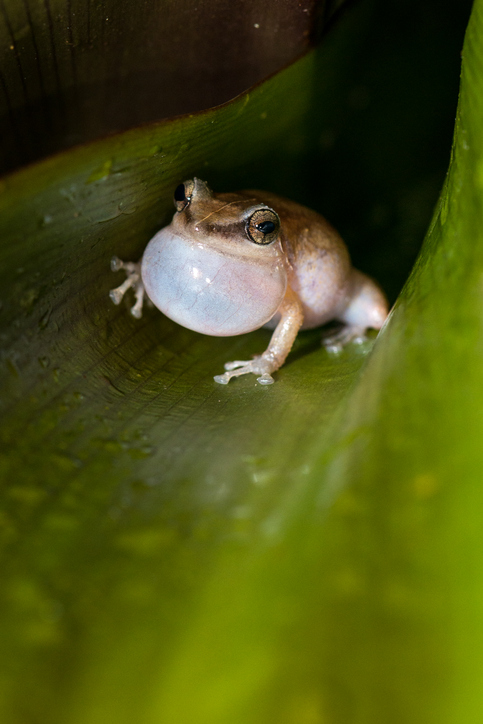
[109,256,146,319]
[214,287,303,385]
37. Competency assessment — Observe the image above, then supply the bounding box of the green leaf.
[0,0,477,722]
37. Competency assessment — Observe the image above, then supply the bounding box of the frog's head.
[140,178,288,337]
[170,177,282,253]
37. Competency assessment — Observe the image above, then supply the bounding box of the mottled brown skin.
[110,178,389,385]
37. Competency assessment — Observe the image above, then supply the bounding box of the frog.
[109,178,388,385]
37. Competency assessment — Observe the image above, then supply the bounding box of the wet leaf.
[0,0,476,722]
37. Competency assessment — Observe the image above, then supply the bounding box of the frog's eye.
[246,208,280,245]
[174,179,195,211]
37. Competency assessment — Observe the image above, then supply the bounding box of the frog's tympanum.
[110,178,388,385]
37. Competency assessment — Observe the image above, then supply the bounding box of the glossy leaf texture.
[0,0,476,722]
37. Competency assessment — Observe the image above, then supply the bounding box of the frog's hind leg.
[323,269,388,353]
[109,256,146,319]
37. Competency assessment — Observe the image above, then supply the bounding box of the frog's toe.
[110,257,145,318]
[224,359,252,371]
[110,255,124,272]
[214,357,275,385]
[130,304,143,319]
[322,325,367,353]
[109,288,124,305]
[256,373,275,385]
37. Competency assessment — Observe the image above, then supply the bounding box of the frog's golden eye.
[174,179,195,211]
[246,208,280,245]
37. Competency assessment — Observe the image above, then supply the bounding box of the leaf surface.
[0,0,476,722]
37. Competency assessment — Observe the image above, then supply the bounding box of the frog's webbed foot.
[322,324,367,354]
[214,356,276,385]
[109,256,145,319]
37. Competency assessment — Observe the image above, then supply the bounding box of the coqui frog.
[110,178,388,385]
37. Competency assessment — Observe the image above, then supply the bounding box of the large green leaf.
[0,0,477,722]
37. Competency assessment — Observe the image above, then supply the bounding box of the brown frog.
[110,178,388,385]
